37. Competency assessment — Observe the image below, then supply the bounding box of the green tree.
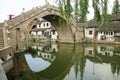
[92,0,101,22]
[79,0,89,22]
[45,0,120,23]
[55,0,110,23]
[112,0,120,14]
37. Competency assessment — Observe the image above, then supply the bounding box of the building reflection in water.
[97,46,114,57]
[64,45,120,80]
[7,44,120,80]
[25,43,58,72]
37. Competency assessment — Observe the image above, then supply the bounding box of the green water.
[7,44,120,80]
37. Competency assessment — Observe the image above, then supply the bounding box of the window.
[104,32,105,35]
[42,31,44,34]
[43,23,45,27]
[100,47,105,51]
[89,50,93,55]
[53,30,55,35]
[47,55,49,58]
[51,55,54,59]
[89,30,93,35]
[101,35,106,40]
[111,32,113,35]
[106,32,108,35]
[47,23,49,26]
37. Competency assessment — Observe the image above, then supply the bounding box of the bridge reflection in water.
[7,44,120,80]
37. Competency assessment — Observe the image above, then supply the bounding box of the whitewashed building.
[84,14,120,42]
[85,28,96,39]
[30,18,58,41]
[97,21,120,41]
[32,44,58,53]
[97,46,114,57]
[97,31,114,41]
[36,44,58,62]
[84,20,98,39]
[50,27,58,41]
[37,52,56,62]
[84,46,95,57]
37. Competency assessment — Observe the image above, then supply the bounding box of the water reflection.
[25,54,51,72]
[24,44,59,73]
[7,44,120,80]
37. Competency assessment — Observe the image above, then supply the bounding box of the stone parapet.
[0,64,8,80]
[0,46,14,73]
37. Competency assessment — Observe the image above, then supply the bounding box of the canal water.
[7,43,120,80]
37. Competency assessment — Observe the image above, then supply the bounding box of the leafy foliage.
[79,0,89,22]
[57,0,73,25]
[55,0,119,33]
[51,0,120,24]
[92,0,101,22]
[112,0,120,14]
[74,0,79,20]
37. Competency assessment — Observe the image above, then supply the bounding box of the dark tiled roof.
[87,20,98,28]
[76,22,87,28]
[109,14,120,21]
[37,18,48,25]
[87,14,120,32]
[98,21,120,32]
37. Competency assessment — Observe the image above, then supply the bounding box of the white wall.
[84,47,95,57]
[37,31,42,35]
[51,44,58,52]
[51,31,58,40]
[37,22,51,28]
[97,31,114,41]
[97,46,113,57]
[36,24,40,28]
[31,31,37,35]
[85,28,95,39]
[38,52,56,62]
[31,21,59,41]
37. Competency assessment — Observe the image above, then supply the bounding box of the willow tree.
[56,0,89,22]
[55,0,120,23]
[112,0,120,14]
[92,0,101,22]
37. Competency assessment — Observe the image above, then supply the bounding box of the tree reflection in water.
[7,44,120,80]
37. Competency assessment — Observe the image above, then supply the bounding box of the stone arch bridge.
[1,3,83,52]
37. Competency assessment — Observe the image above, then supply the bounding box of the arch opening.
[29,14,73,43]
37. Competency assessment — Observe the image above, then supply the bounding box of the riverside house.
[84,20,98,40]
[30,18,58,41]
[84,14,120,44]
[97,14,120,42]
[97,21,120,42]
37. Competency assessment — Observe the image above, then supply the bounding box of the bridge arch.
[6,3,83,51]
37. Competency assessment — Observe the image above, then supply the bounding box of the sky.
[0,0,55,23]
[0,0,116,23]
[87,0,115,20]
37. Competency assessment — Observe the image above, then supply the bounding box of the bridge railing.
[0,46,14,73]
[6,4,60,28]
